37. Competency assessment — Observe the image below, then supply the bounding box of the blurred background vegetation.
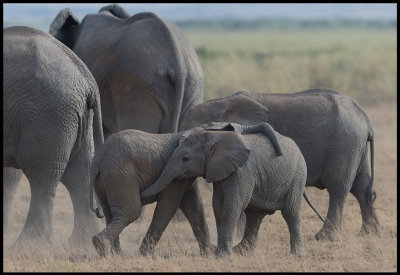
[4,4,397,105]
[178,19,396,104]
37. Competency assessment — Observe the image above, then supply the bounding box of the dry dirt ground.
[3,101,397,272]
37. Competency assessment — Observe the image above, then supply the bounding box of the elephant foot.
[199,244,217,257]
[215,247,233,260]
[290,245,306,257]
[138,243,155,257]
[358,222,382,237]
[92,233,116,257]
[232,243,255,256]
[10,232,52,252]
[315,227,337,241]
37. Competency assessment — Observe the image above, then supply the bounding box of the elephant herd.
[3,4,380,259]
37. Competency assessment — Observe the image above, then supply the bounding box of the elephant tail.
[91,91,104,151]
[169,69,185,133]
[366,131,376,206]
[303,191,325,223]
[90,167,104,219]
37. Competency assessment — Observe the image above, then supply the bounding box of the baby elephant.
[142,122,314,258]
[89,122,282,257]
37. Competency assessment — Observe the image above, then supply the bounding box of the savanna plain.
[3,22,397,272]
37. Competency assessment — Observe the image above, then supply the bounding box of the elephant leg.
[3,167,23,232]
[350,161,381,236]
[315,191,348,241]
[214,183,249,259]
[212,182,225,231]
[92,179,141,257]
[235,211,246,241]
[233,208,266,255]
[139,180,186,256]
[179,180,214,256]
[61,143,99,248]
[281,204,305,256]
[16,169,62,246]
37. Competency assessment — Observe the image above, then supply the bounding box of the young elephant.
[90,122,283,257]
[141,122,310,258]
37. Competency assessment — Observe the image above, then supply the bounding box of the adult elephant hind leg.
[315,154,358,241]
[3,167,23,232]
[15,166,63,248]
[350,161,381,237]
[315,190,348,241]
[179,180,214,256]
[61,139,100,248]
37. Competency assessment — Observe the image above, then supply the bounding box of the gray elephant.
[3,26,104,246]
[180,88,380,241]
[49,3,204,137]
[89,122,283,257]
[141,122,312,258]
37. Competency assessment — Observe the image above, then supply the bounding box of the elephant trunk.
[141,160,178,199]
[236,122,283,156]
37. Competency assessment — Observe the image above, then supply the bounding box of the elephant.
[141,122,315,258]
[49,3,204,137]
[3,26,104,247]
[89,122,284,257]
[179,88,381,241]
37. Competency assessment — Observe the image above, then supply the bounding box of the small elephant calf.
[89,122,283,257]
[142,122,320,258]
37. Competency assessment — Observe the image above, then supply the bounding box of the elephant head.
[141,124,251,199]
[49,4,131,49]
[180,91,269,131]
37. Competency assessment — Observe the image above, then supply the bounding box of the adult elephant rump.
[3,26,103,247]
[49,4,204,137]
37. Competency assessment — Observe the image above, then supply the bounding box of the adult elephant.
[3,26,104,247]
[180,88,381,241]
[49,3,204,137]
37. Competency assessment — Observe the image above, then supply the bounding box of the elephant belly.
[247,194,284,214]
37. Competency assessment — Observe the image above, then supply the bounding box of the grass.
[185,26,396,104]
[3,101,397,272]
[3,23,397,271]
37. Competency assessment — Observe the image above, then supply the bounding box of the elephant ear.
[224,92,270,124]
[49,8,80,49]
[205,131,250,183]
[98,4,131,19]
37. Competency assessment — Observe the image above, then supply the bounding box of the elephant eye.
[182,157,189,162]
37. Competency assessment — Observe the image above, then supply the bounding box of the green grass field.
[184,26,396,104]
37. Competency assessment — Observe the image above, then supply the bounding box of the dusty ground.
[3,101,397,272]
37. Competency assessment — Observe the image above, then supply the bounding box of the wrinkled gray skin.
[49,4,204,137]
[141,122,308,258]
[89,122,282,257]
[180,88,381,241]
[3,26,104,247]
[49,4,204,223]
